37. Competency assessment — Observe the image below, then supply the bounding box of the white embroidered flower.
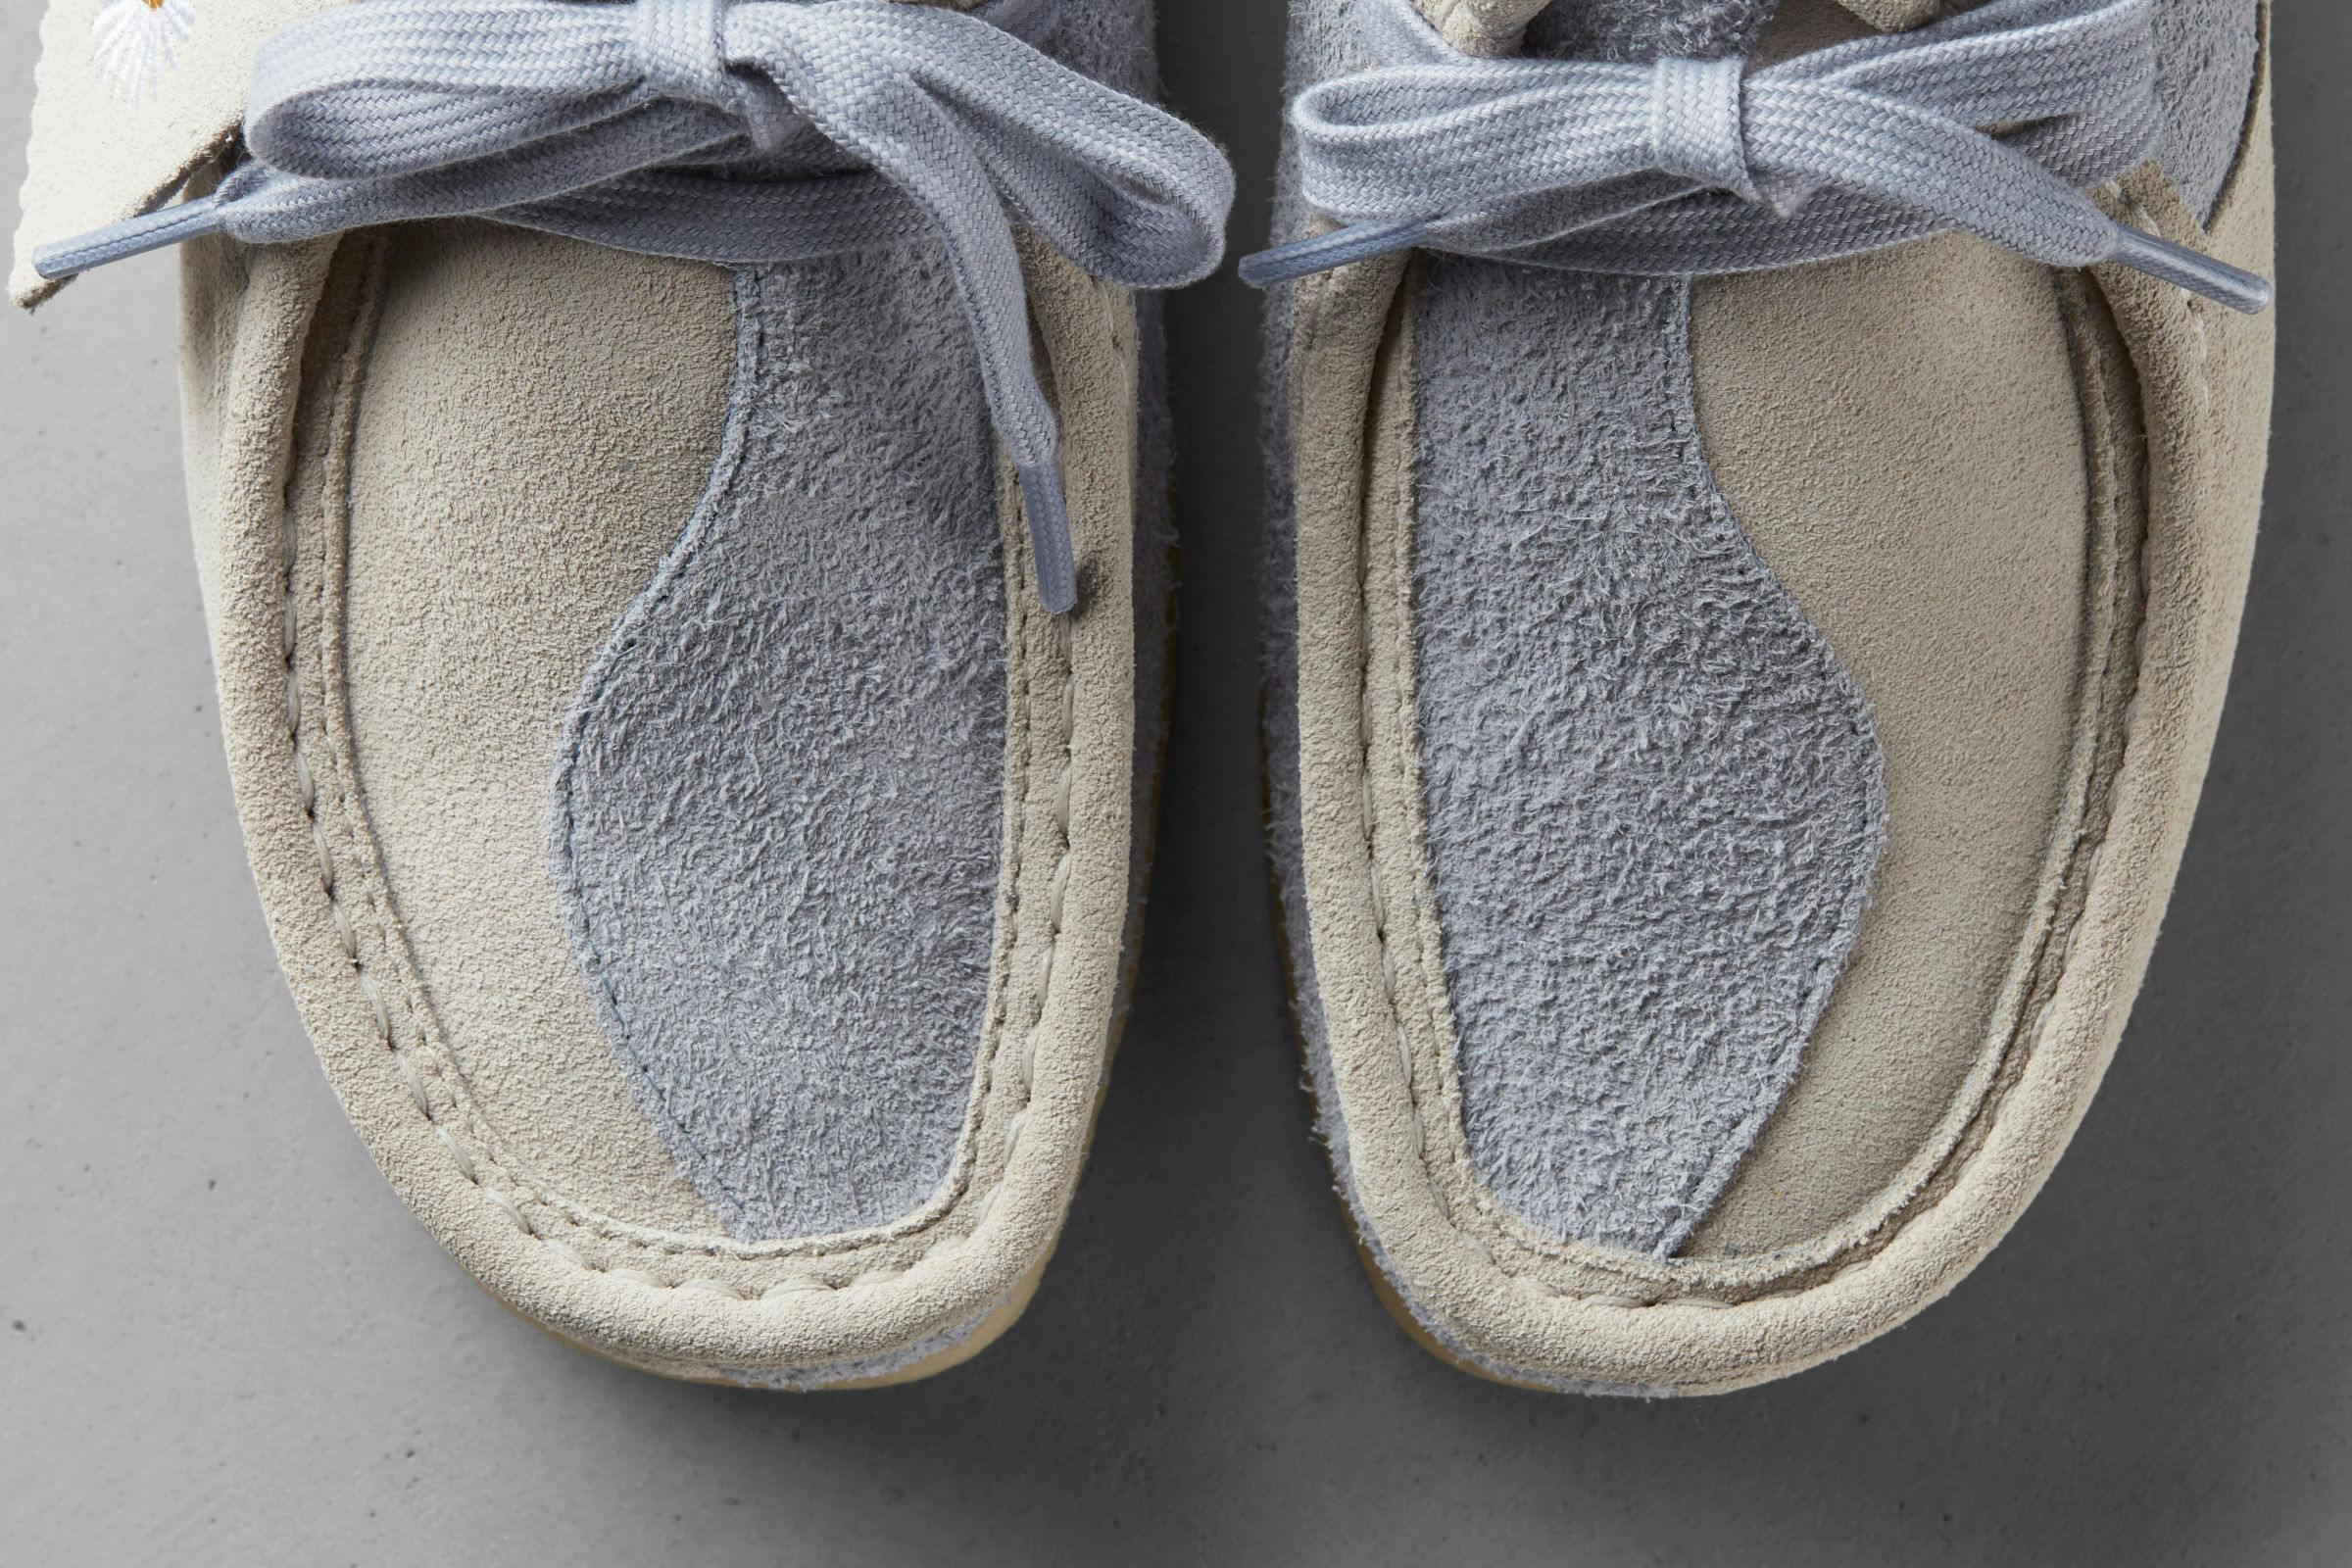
[93,0,196,106]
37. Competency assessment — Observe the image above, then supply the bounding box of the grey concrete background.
[3,2,2345,1562]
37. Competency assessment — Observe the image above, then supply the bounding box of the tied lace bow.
[39,0,1238,613]
[1239,0,2269,314]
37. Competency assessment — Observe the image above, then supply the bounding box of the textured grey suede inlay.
[1526,0,1778,58]
[1412,261,1886,1257]
[1399,0,1886,1258]
[2152,0,2261,222]
[1269,0,2250,1273]
[552,244,1007,1243]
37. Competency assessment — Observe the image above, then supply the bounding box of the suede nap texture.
[340,221,735,1235]
[165,212,1157,1384]
[1263,0,2274,1391]
[552,244,1009,1245]
[51,0,1174,1384]
[1396,0,1887,1258]
[1608,0,2261,1253]
[1678,236,2102,1255]
[1523,0,1776,56]
[2151,0,2262,220]
[1412,255,1885,1257]
[1259,0,1376,1300]
[534,0,1160,1249]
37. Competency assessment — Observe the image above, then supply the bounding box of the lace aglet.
[1237,218,1434,288]
[32,194,231,283]
[1017,462,1078,615]
[2105,224,2272,315]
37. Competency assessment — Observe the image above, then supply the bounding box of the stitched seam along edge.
[1315,188,2219,1319]
[290,241,1088,1291]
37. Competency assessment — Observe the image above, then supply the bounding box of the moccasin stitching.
[282,236,1096,1293]
[1303,182,2228,1320]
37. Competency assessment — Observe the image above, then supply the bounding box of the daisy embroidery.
[93,0,196,105]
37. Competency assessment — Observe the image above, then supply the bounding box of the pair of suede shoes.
[13,0,2275,1393]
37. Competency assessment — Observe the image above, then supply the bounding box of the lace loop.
[1239,0,2268,316]
[1650,57,1755,202]
[631,0,737,115]
[36,0,1236,613]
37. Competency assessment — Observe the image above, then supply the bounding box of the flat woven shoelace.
[1239,0,2268,314]
[39,0,1238,613]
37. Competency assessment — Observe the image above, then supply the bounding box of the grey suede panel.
[1261,0,1886,1260]
[1411,259,1885,1258]
[1047,0,1157,96]
[1268,0,2254,1348]
[552,243,1008,1244]
[545,0,1163,1249]
[1526,0,1779,59]
[1409,0,1887,1260]
[2152,0,2260,222]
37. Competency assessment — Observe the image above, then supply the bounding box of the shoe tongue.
[12,0,341,308]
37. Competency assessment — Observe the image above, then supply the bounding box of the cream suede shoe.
[1256,0,2274,1393]
[13,0,1228,1386]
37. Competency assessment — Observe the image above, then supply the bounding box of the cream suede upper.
[1266,1,2276,1391]
[26,0,1167,1385]
[172,218,1152,1384]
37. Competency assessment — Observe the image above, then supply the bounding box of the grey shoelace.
[1239,0,2269,314]
[38,0,1238,613]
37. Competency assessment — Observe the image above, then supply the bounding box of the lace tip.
[1017,463,1078,615]
[1237,219,1433,288]
[2106,224,2272,315]
[31,194,230,283]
